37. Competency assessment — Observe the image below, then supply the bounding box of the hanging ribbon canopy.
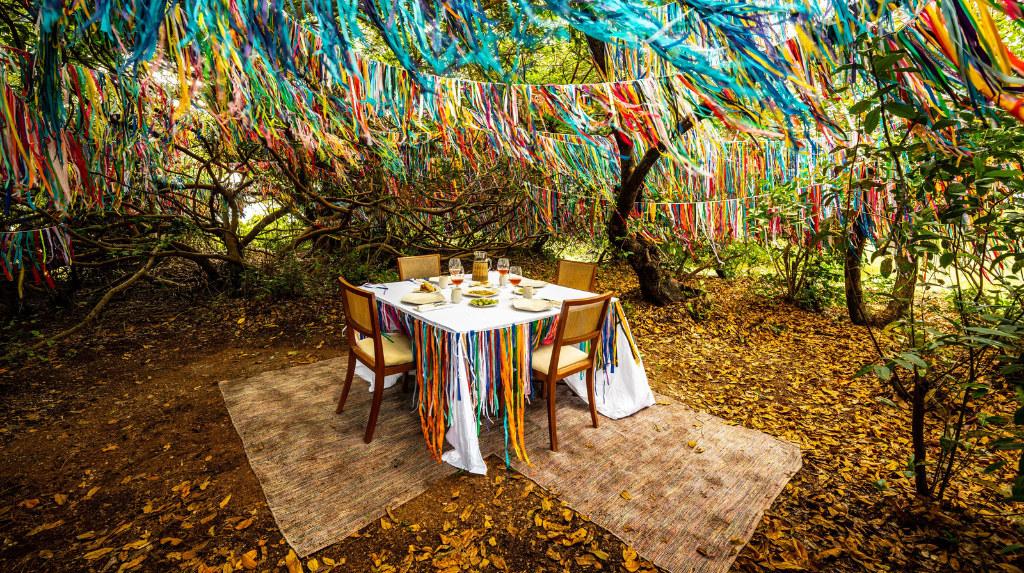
[3,0,1024,247]
[0,224,73,291]
[17,0,851,191]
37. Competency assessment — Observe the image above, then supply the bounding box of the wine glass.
[508,265,522,297]
[449,258,464,289]
[497,258,510,288]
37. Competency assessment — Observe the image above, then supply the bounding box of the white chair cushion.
[532,344,589,375]
[355,334,414,367]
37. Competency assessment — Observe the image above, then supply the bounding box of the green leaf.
[886,102,917,119]
[983,460,1007,474]
[879,257,893,278]
[875,396,899,409]
[900,352,927,369]
[939,252,955,268]
[873,365,891,380]
[1015,406,1024,426]
[875,52,906,69]
[985,169,1022,178]
[966,326,1018,339]
[865,108,880,133]
[893,358,913,371]
[849,100,872,114]
[1000,544,1024,555]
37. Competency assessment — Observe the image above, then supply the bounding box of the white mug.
[523,286,534,299]
[439,276,450,289]
[451,287,463,303]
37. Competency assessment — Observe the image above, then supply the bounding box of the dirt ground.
[1,258,1022,573]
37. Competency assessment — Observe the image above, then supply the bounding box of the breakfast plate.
[517,278,548,288]
[400,292,446,305]
[464,287,501,298]
[512,298,556,312]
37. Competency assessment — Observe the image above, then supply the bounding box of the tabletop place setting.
[397,252,560,313]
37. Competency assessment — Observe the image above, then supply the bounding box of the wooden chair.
[397,254,441,281]
[555,259,598,292]
[531,292,613,451]
[337,277,415,443]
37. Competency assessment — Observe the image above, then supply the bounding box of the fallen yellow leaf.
[84,547,115,560]
[220,495,231,509]
[285,550,304,573]
[620,490,632,500]
[116,555,146,572]
[241,550,258,570]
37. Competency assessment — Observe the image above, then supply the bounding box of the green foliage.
[746,181,838,309]
[794,251,846,311]
[239,251,400,302]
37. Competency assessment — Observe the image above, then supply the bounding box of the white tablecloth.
[353,272,655,474]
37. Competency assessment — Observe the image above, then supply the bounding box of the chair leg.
[364,366,386,444]
[547,376,558,452]
[337,352,356,414]
[586,367,599,428]
[402,370,411,393]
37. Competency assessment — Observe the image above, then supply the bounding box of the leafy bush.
[794,251,846,311]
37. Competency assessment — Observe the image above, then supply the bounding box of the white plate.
[400,292,445,305]
[517,278,548,288]
[512,298,555,312]
[464,288,501,298]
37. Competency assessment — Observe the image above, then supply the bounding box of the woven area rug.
[221,359,801,571]
[219,358,456,557]
[502,386,802,573]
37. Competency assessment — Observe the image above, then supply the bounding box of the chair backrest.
[338,277,381,345]
[544,292,613,375]
[398,254,441,281]
[555,259,598,292]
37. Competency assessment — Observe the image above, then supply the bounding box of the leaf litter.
[1,259,1022,572]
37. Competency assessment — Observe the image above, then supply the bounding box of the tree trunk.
[584,33,693,306]
[845,226,869,326]
[170,241,221,281]
[606,132,683,306]
[870,258,918,328]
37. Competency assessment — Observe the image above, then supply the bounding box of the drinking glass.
[449,258,464,288]
[497,258,510,288]
[508,265,522,297]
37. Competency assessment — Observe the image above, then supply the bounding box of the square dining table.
[352,271,655,474]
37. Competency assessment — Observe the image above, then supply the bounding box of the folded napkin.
[416,302,453,312]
